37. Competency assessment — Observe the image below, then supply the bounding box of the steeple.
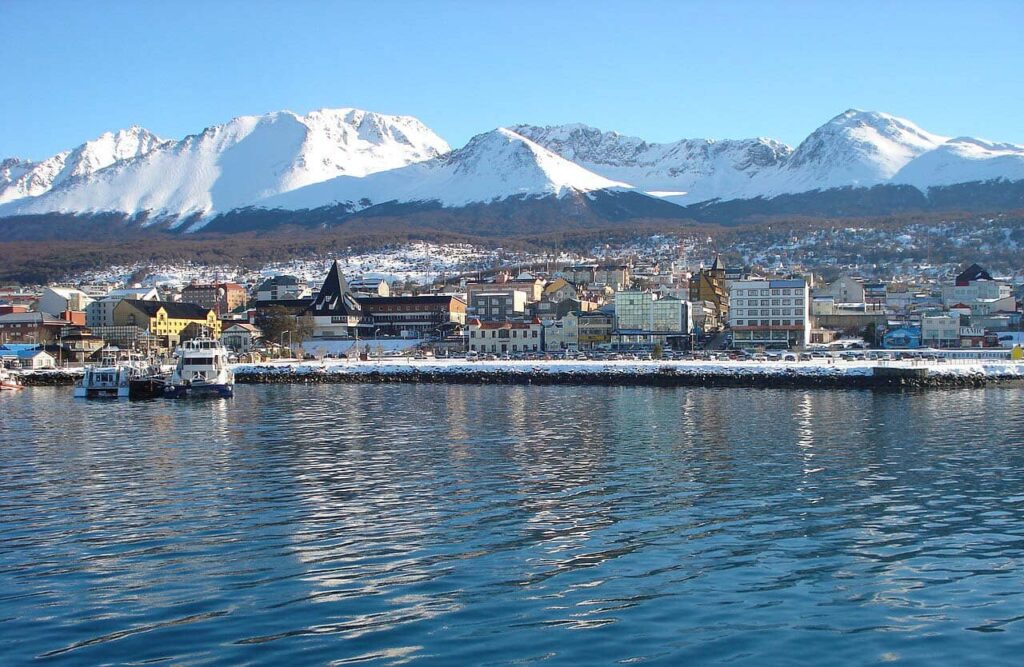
[711,255,726,272]
[309,260,362,316]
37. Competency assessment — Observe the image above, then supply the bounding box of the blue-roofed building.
[882,327,922,349]
[0,346,56,369]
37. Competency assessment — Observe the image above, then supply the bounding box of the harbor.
[12,355,1024,391]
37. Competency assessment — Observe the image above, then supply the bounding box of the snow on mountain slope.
[262,127,631,211]
[0,127,165,204]
[767,109,948,194]
[0,108,449,223]
[893,137,1024,189]
[511,123,791,201]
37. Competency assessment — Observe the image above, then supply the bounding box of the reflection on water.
[2,385,1024,664]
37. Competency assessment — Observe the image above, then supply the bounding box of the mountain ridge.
[2,107,1023,234]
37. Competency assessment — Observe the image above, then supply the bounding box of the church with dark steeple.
[305,260,366,337]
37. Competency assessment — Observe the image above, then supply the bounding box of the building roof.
[105,287,160,300]
[358,295,464,307]
[0,312,67,325]
[183,282,244,291]
[120,299,213,320]
[711,255,726,271]
[256,275,302,292]
[223,322,261,333]
[307,261,362,317]
[468,317,542,328]
[0,343,42,352]
[956,263,993,285]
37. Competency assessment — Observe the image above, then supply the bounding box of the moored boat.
[0,367,22,391]
[73,364,144,399]
[165,337,234,399]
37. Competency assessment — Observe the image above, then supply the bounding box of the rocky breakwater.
[15,369,83,386]
[232,359,1024,390]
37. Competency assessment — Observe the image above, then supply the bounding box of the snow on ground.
[74,241,592,288]
[233,357,1024,380]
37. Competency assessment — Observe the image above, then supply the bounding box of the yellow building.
[113,299,220,344]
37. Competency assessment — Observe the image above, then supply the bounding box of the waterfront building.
[688,256,729,331]
[542,316,579,352]
[85,287,161,328]
[729,278,811,349]
[577,311,614,348]
[0,311,68,344]
[305,261,364,338]
[113,300,221,342]
[221,323,263,353]
[613,291,692,348]
[358,295,467,337]
[0,347,56,370]
[882,327,922,349]
[467,318,543,354]
[58,327,106,362]
[921,314,962,348]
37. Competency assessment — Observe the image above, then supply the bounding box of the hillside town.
[3,241,1024,370]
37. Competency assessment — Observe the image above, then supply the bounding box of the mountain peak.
[0,107,451,222]
[779,109,949,189]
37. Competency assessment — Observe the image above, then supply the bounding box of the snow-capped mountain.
[769,109,949,194]
[0,108,449,223]
[518,110,1007,203]
[511,123,792,201]
[262,127,630,211]
[0,127,165,204]
[893,136,1024,189]
[1,107,1023,236]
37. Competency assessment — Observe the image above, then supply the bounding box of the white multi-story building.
[729,278,810,349]
[921,314,961,348]
[467,318,543,354]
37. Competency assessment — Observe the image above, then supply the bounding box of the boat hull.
[164,383,233,399]
[0,382,21,391]
[129,378,166,401]
[73,386,129,398]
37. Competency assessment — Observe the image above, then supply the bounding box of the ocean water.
[2,384,1024,665]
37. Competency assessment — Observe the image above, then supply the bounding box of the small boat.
[129,364,168,400]
[73,364,144,399]
[0,367,22,391]
[164,337,234,399]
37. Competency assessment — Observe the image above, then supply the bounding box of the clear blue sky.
[3,0,1022,159]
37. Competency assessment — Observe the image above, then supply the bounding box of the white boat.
[165,337,234,398]
[0,367,22,391]
[73,364,144,398]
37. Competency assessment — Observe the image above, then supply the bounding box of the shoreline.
[16,359,1024,391]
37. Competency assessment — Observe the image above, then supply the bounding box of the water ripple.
[2,385,1024,664]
